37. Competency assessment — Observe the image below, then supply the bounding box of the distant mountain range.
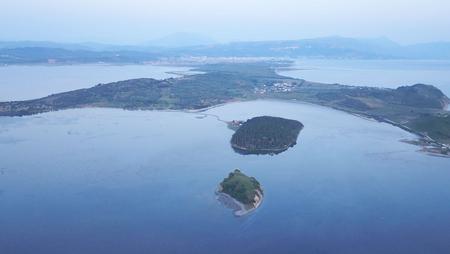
[1,36,450,64]
[178,37,450,59]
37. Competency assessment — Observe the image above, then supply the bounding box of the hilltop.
[217,169,263,216]
[231,116,304,155]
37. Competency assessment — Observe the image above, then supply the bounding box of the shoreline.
[216,186,263,217]
[231,143,292,155]
[256,98,450,154]
[333,106,450,152]
[1,98,448,156]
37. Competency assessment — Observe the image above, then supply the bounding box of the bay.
[0,100,449,254]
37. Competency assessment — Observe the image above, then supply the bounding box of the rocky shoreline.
[216,185,263,217]
[343,109,450,157]
[230,143,294,155]
[216,169,264,216]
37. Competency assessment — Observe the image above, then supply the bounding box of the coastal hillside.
[0,63,449,148]
[219,169,263,206]
[231,116,304,155]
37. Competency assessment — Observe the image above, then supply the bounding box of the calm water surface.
[279,59,450,97]
[0,64,195,101]
[1,100,449,254]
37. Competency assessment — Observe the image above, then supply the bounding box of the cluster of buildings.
[254,82,297,95]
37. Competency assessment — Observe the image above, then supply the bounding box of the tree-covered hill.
[231,116,304,155]
[219,169,263,206]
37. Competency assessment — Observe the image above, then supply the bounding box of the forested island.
[217,169,263,216]
[0,62,449,152]
[230,116,304,155]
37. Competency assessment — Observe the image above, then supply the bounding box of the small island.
[230,116,304,155]
[1,63,449,155]
[216,169,263,216]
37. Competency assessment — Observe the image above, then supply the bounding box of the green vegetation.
[219,169,263,205]
[231,116,304,155]
[408,114,450,144]
[0,62,449,147]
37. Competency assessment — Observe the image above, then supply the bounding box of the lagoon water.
[0,64,195,101]
[1,63,450,253]
[1,100,450,254]
[278,59,450,97]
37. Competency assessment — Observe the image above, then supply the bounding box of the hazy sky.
[2,0,450,44]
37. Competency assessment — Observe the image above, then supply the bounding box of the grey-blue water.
[0,64,196,101]
[1,62,450,253]
[0,100,449,254]
[278,59,450,97]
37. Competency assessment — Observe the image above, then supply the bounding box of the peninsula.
[231,116,304,155]
[0,62,449,152]
[217,169,263,216]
